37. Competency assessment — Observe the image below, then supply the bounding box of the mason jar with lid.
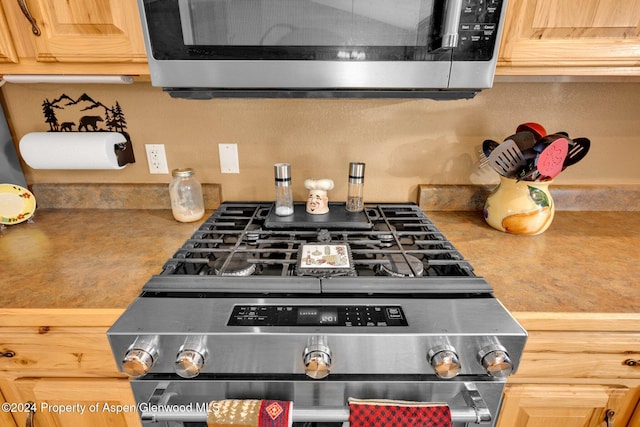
[169,168,205,222]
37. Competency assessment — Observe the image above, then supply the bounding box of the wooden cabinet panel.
[530,0,640,36]
[0,310,137,426]
[9,378,141,427]
[0,387,18,427]
[502,314,640,427]
[0,0,148,74]
[29,0,146,63]
[498,0,640,74]
[628,397,640,426]
[0,325,124,376]
[513,331,640,381]
[0,4,18,63]
[497,384,632,427]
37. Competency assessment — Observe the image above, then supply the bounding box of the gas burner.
[243,224,262,245]
[209,253,256,276]
[378,254,425,277]
[371,223,396,247]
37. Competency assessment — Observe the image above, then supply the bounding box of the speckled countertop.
[425,210,640,312]
[1,207,638,312]
[0,209,211,308]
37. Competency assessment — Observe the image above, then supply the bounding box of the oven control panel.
[227,305,408,327]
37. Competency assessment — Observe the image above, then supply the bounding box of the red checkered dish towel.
[207,400,293,427]
[348,398,452,427]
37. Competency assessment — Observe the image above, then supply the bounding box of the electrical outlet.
[145,144,169,174]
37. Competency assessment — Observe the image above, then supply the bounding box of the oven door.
[138,0,506,91]
[129,377,503,426]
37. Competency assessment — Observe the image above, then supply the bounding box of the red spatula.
[536,137,569,179]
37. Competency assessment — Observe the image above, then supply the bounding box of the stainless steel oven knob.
[428,345,461,379]
[303,344,332,379]
[121,336,159,378]
[175,336,208,378]
[478,345,513,378]
[175,349,206,378]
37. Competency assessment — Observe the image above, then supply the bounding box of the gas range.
[108,202,527,426]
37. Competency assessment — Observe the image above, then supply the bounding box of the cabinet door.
[0,387,18,427]
[27,0,147,64]
[0,4,18,63]
[628,397,640,426]
[497,384,631,427]
[10,378,141,427]
[498,0,640,74]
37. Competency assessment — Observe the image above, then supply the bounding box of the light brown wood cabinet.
[497,0,640,75]
[498,384,637,427]
[0,309,141,427]
[0,387,18,427]
[0,0,148,75]
[8,378,140,427]
[497,313,640,427]
[0,4,18,64]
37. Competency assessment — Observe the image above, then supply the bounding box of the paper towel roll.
[19,132,128,170]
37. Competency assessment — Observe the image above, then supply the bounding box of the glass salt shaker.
[169,168,205,222]
[346,162,365,212]
[274,163,294,216]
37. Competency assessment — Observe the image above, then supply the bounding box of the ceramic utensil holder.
[484,176,555,235]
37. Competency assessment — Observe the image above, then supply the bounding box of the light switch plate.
[218,143,240,174]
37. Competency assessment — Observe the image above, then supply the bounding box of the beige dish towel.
[348,398,452,427]
[207,400,292,427]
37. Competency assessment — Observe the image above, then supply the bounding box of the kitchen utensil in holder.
[484,176,555,235]
[487,139,527,178]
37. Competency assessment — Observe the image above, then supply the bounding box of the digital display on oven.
[297,307,339,325]
[227,305,408,327]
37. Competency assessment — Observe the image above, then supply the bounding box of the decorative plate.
[0,184,36,225]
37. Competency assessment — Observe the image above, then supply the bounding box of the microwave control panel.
[454,0,505,61]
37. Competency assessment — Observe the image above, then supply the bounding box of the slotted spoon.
[562,137,590,170]
[487,139,527,178]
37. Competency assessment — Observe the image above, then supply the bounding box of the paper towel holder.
[19,131,136,170]
[30,90,136,169]
[114,134,135,167]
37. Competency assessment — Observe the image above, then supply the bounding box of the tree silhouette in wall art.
[40,92,135,166]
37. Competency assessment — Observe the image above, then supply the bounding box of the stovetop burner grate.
[158,203,476,281]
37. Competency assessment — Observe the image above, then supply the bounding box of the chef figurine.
[304,178,334,215]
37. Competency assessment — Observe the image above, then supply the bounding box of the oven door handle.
[140,388,491,424]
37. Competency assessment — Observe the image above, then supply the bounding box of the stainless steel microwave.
[137,0,508,99]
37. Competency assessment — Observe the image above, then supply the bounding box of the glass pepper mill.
[346,162,365,212]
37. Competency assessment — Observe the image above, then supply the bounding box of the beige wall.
[2,81,639,203]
